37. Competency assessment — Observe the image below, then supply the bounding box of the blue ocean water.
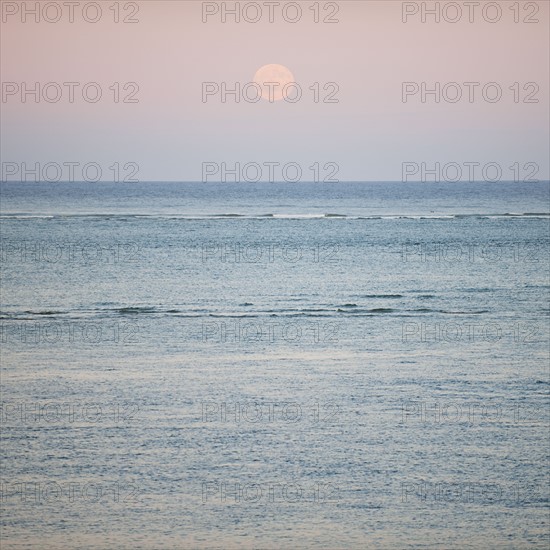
[1,182,549,549]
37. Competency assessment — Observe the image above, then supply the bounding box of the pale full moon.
[253,64,295,102]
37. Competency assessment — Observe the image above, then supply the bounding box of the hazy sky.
[1,0,549,181]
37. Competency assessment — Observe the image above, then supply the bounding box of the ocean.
[1,181,549,549]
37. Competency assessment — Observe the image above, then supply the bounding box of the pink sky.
[1,0,548,181]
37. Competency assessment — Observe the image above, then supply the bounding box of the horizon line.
[2,180,550,184]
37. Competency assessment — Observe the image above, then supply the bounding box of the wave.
[406,308,490,315]
[0,310,67,319]
[0,306,493,320]
[211,213,245,218]
[335,307,395,313]
[1,212,549,221]
[362,294,403,299]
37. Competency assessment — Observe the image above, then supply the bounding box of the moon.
[253,64,295,102]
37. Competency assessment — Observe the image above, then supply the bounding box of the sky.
[1,0,549,181]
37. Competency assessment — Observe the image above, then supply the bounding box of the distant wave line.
[1,212,549,221]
